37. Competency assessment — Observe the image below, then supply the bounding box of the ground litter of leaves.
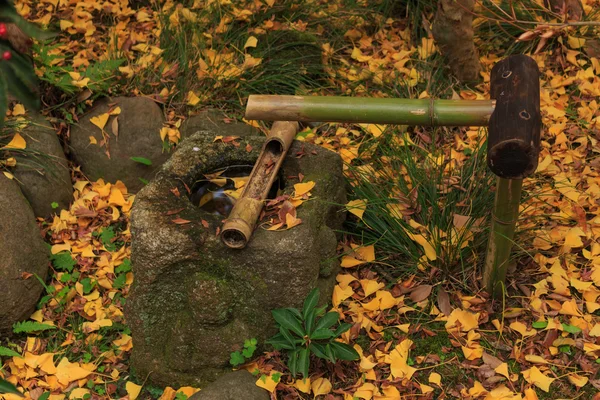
[2,0,600,399]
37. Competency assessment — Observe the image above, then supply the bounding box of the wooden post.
[483,54,541,297]
[487,54,541,179]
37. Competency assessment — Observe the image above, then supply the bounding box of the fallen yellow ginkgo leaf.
[2,133,26,150]
[311,377,332,397]
[90,113,110,130]
[126,382,143,400]
[522,366,555,392]
[346,199,367,221]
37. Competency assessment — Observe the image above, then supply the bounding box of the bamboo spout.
[221,121,299,249]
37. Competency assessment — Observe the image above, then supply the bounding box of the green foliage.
[266,288,358,378]
[34,43,124,98]
[532,321,548,329]
[130,156,152,166]
[112,273,127,290]
[116,259,131,274]
[347,129,494,280]
[12,321,56,334]
[562,324,582,334]
[230,338,257,367]
[0,0,55,129]
[50,251,76,272]
[81,277,94,294]
[0,378,23,397]
[0,345,21,358]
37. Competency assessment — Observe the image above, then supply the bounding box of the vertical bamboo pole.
[482,178,523,297]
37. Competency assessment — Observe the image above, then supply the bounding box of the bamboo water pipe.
[245,95,496,126]
[221,121,299,249]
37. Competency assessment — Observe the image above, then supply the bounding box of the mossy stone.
[125,131,346,387]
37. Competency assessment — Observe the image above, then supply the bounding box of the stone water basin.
[124,130,346,387]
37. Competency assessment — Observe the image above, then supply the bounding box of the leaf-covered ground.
[2,0,600,399]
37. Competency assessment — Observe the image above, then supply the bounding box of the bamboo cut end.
[221,223,251,249]
[221,197,263,249]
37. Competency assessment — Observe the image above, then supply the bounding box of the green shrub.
[266,288,358,378]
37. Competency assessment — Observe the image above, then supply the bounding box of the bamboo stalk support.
[482,177,523,297]
[245,95,496,126]
[221,121,299,249]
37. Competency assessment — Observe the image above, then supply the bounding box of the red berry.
[0,23,6,36]
[2,51,11,61]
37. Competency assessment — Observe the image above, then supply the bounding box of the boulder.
[69,97,168,192]
[11,114,72,217]
[188,371,269,400]
[0,175,49,335]
[125,131,346,387]
[181,110,260,139]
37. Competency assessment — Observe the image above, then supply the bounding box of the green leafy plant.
[130,156,152,166]
[12,320,56,334]
[266,288,359,378]
[50,251,76,272]
[347,129,494,281]
[0,345,21,358]
[0,378,23,397]
[230,338,257,367]
[0,0,55,127]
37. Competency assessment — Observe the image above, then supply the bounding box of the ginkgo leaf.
[567,374,588,388]
[126,382,142,400]
[90,113,110,130]
[244,36,258,49]
[311,377,331,397]
[407,232,436,260]
[12,104,25,116]
[495,363,510,379]
[294,181,315,197]
[294,378,310,394]
[510,321,537,338]
[446,309,479,332]
[418,37,437,59]
[55,357,93,385]
[346,199,367,220]
[2,133,26,150]
[429,372,442,387]
[285,213,302,229]
[522,366,555,392]
[255,373,280,393]
[187,91,201,106]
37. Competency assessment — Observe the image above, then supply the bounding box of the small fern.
[0,346,21,358]
[12,321,56,334]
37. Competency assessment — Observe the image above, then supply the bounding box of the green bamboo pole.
[482,177,523,297]
[246,95,495,126]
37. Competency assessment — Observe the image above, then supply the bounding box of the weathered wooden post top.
[487,54,541,179]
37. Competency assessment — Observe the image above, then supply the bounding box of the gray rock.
[188,371,269,400]
[125,131,346,387]
[0,175,49,335]
[181,110,260,138]
[69,97,168,192]
[11,114,72,217]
